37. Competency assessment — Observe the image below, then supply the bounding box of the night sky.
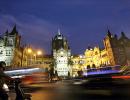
[0,0,130,54]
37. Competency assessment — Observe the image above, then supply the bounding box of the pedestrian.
[0,61,13,100]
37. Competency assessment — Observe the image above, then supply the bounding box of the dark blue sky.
[0,0,130,54]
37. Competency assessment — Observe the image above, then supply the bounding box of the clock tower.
[52,30,71,77]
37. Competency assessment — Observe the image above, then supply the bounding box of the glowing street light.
[27,48,32,54]
[37,50,42,56]
[27,48,33,66]
[34,50,43,64]
[33,54,36,57]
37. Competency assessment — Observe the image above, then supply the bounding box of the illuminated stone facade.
[84,46,110,68]
[52,30,71,76]
[71,55,86,76]
[0,26,21,67]
[83,30,130,68]
[100,49,110,66]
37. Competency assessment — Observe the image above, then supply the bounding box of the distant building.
[71,55,86,76]
[34,54,52,68]
[0,25,21,67]
[52,30,71,76]
[103,30,130,66]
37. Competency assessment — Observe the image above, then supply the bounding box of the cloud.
[0,14,58,54]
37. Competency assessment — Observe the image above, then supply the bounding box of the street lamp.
[36,50,43,64]
[20,47,24,67]
[27,48,32,54]
[27,48,32,66]
[37,50,42,56]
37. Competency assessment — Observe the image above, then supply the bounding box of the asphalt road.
[9,80,130,100]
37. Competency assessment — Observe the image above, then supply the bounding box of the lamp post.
[36,50,43,64]
[20,47,24,67]
[24,48,43,66]
[33,54,36,64]
[27,48,32,66]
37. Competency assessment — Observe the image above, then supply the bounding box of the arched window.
[8,39,13,46]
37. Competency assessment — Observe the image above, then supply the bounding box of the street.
[9,79,130,100]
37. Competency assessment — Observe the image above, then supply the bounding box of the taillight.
[112,75,130,79]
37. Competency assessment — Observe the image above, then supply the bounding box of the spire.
[13,24,16,31]
[114,34,118,39]
[5,30,8,34]
[58,28,61,35]
[10,24,18,35]
[121,32,126,37]
[5,30,9,36]
[107,29,111,35]
[107,29,112,38]
[120,31,129,40]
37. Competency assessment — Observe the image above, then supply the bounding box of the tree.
[49,59,56,81]
[68,71,70,77]
[68,59,73,66]
[68,59,73,77]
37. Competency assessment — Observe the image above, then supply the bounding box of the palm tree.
[68,59,73,77]
[68,59,73,66]
[49,58,59,81]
